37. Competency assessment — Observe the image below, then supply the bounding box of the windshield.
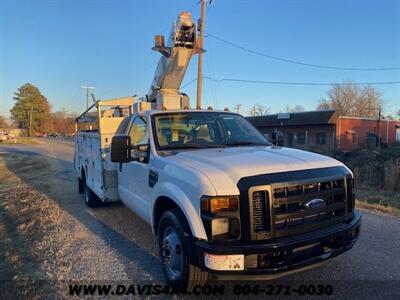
[153,112,271,150]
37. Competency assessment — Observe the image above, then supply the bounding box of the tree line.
[1,82,399,135]
[0,83,77,136]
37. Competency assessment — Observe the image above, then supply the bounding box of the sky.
[0,0,399,117]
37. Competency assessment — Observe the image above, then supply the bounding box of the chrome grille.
[252,191,269,232]
[250,177,350,239]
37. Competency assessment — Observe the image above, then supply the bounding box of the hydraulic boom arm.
[148,12,202,110]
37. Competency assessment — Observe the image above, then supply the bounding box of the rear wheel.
[78,177,84,194]
[83,177,101,208]
[157,209,209,291]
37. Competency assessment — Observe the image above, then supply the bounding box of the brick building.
[247,110,400,154]
[337,116,400,152]
[247,110,338,154]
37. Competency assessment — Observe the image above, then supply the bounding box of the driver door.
[118,116,151,221]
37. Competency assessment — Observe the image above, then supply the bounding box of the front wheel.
[157,209,209,291]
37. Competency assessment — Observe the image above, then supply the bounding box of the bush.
[335,145,400,192]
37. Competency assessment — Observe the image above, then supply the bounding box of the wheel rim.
[161,226,184,281]
[84,186,89,204]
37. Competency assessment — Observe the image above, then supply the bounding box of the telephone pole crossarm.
[81,86,96,109]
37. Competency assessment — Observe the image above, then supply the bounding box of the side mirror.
[111,135,131,163]
[132,144,150,163]
[271,131,284,147]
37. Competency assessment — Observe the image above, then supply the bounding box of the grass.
[356,200,400,217]
[0,153,63,298]
[355,187,400,209]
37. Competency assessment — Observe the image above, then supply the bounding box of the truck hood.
[166,146,346,195]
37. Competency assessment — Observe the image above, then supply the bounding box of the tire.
[83,177,101,208]
[78,177,84,194]
[157,209,209,291]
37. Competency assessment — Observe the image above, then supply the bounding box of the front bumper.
[192,210,361,279]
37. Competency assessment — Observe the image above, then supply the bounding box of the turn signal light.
[201,196,239,213]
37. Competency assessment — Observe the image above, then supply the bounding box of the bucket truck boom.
[147,12,202,110]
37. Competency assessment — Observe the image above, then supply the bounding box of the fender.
[79,164,88,180]
[151,181,208,240]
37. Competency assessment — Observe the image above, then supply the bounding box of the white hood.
[166,146,345,195]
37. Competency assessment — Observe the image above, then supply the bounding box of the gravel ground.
[0,139,400,299]
[0,143,164,298]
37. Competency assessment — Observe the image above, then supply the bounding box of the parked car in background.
[0,132,16,143]
[0,132,7,142]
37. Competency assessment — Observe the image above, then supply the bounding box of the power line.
[205,77,400,86]
[182,78,199,89]
[182,76,400,87]
[207,33,400,71]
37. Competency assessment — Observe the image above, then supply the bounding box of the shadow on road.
[0,147,164,282]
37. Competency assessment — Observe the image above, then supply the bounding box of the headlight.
[200,196,240,240]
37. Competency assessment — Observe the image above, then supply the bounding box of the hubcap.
[84,187,89,203]
[161,226,184,280]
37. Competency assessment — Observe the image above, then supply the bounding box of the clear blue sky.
[1,0,399,117]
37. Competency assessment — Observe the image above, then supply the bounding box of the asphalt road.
[1,138,400,298]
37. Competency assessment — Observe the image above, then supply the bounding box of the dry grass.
[336,145,400,209]
[0,152,87,298]
[0,154,65,298]
[0,137,41,145]
[355,200,400,217]
[355,187,400,210]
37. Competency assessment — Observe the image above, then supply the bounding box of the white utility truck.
[75,11,361,290]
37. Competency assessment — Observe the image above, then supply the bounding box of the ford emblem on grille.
[303,198,326,211]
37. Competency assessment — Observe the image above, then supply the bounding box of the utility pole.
[62,107,68,136]
[377,106,381,149]
[196,0,207,110]
[28,106,33,137]
[234,104,242,114]
[81,86,96,109]
[249,106,256,116]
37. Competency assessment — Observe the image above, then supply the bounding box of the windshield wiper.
[226,141,269,146]
[160,144,221,150]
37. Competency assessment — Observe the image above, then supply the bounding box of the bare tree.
[0,115,8,128]
[317,98,331,111]
[355,85,383,118]
[316,81,384,118]
[50,111,77,135]
[249,104,270,116]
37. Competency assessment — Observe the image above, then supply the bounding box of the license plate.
[204,253,244,271]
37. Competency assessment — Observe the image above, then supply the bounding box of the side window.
[287,133,293,146]
[297,132,306,145]
[316,132,326,145]
[129,117,148,146]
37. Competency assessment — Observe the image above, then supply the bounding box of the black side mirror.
[111,135,131,163]
[132,144,150,163]
[271,131,284,147]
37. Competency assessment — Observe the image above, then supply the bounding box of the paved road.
[1,139,400,298]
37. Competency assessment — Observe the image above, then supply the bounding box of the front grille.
[250,176,350,239]
[252,191,269,232]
